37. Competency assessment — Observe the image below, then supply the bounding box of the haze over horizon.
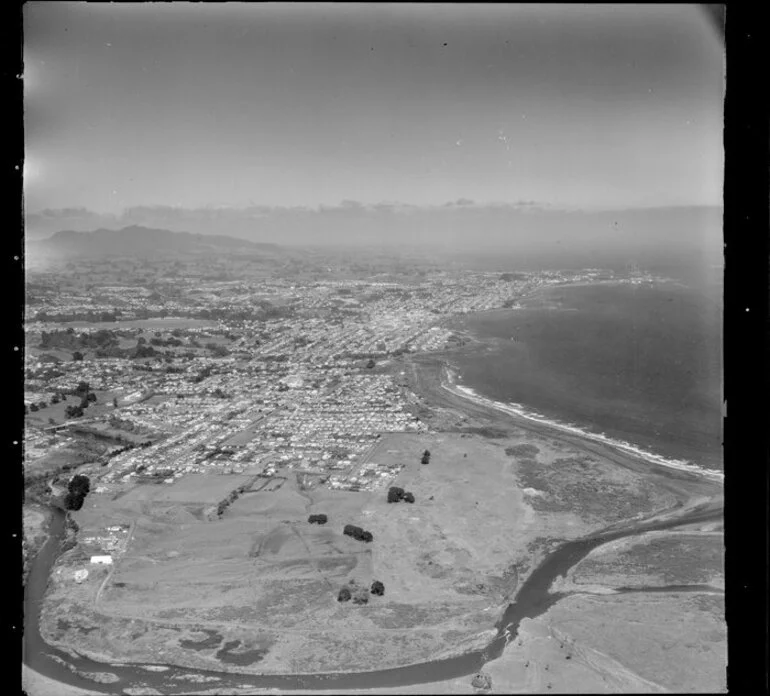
[24,3,723,218]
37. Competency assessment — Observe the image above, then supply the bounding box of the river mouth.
[23,500,722,694]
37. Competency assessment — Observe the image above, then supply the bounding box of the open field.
[38,419,696,678]
[562,530,724,590]
[528,591,726,693]
[25,389,122,430]
[31,352,723,691]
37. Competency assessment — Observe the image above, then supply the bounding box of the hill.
[26,225,282,259]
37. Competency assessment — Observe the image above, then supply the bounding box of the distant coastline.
[440,365,724,484]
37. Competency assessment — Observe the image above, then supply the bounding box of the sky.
[23,3,724,215]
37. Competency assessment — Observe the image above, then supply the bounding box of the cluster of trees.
[65,404,85,419]
[64,474,90,511]
[40,328,119,351]
[387,486,415,504]
[148,336,184,347]
[132,343,161,359]
[308,514,328,525]
[343,524,373,543]
[61,382,97,419]
[35,310,120,323]
[337,580,385,603]
[107,414,137,431]
[421,449,431,465]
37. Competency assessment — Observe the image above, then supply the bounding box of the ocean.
[450,276,723,471]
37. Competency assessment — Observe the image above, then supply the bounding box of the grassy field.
[569,530,724,589]
[539,591,726,692]
[38,424,690,677]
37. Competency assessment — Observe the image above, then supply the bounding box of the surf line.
[440,366,723,484]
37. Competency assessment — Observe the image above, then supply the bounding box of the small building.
[90,555,113,565]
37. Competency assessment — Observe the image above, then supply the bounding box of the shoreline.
[25,353,723,695]
[439,364,723,484]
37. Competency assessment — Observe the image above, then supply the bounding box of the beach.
[441,365,724,484]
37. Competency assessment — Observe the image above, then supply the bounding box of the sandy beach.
[440,365,723,484]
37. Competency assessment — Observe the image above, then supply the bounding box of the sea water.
[451,277,723,471]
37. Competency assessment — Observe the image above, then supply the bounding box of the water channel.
[23,500,722,693]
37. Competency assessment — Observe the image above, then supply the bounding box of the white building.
[90,555,113,565]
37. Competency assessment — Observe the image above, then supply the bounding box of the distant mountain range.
[26,225,282,259]
[24,205,722,275]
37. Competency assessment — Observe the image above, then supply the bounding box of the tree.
[370,580,385,596]
[69,474,91,496]
[64,474,90,511]
[65,405,84,419]
[75,381,90,395]
[64,492,84,511]
[87,392,97,402]
[387,486,405,504]
[29,403,39,412]
[113,397,119,408]
[38,401,48,409]
[421,449,431,465]
[366,358,375,369]
[337,587,351,602]
[308,514,328,525]
[72,351,84,361]
[403,492,415,504]
[343,524,373,543]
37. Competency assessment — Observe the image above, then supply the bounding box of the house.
[90,555,113,565]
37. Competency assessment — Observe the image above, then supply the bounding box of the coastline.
[440,364,724,484]
[24,352,724,695]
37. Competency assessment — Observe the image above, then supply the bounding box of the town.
[25,256,658,498]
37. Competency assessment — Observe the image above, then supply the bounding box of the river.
[23,499,722,694]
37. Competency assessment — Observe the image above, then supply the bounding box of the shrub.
[337,587,351,602]
[308,514,328,525]
[403,492,415,504]
[370,580,385,596]
[471,672,492,691]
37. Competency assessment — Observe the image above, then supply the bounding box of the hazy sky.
[24,3,724,214]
